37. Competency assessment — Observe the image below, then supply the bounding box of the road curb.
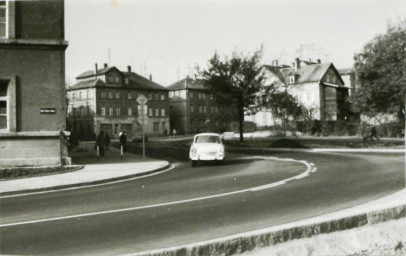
[131,203,406,256]
[0,163,172,197]
[228,147,405,153]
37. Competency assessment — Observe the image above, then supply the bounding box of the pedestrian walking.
[119,130,127,152]
[172,129,176,137]
[363,126,380,141]
[96,131,107,157]
[105,133,111,151]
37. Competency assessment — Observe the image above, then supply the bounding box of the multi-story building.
[67,64,169,140]
[246,58,350,127]
[168,77,238,134]
[0,0,70,166]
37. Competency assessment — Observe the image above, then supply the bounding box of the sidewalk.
[0,142,170,196]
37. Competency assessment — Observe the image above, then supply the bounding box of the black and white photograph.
[0,0,405,255]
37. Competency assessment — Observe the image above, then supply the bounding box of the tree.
[197,48,266,142]
[265,92,302,134]
[350,19,406,126]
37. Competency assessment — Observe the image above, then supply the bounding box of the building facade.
[67,64,169,140]
[0,0,69,167]
[246,58,350,127]
[168,77,238,135]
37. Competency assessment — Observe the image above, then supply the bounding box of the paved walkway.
[0,142,170,195]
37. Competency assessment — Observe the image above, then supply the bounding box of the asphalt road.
[0,141,404,255]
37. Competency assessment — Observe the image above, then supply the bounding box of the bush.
[232,121,257,133]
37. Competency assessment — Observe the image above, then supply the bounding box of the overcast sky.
[65,0,406,86]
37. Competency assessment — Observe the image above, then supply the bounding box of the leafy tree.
[350,19,406,126]
[264,92,302,134]
[197,48,266,141]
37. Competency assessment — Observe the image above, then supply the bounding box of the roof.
[70,65,168,91]
[75,66,117,79]
[125,72,168,91]
[167,77,206,90]
[67,79,105,91]
[264,61,345,86]
[262,65,286,84]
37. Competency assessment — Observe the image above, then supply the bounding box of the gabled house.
[246,58,350,127]
[167,77,238,134]
[67,64,169,140]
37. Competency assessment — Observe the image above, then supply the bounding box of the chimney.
[317,59,321,64]
[95,63,98,74]
[295,58,300,70]
[104,63,108,68]
[149,74,152,81]
[272,59,278,67]
[127,65,131,73]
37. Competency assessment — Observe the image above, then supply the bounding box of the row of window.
[100,107,166,117]
[169,90,215,100]
[153,121,167,132]
[70,91,167,101]
[190,105,220,114]
[100,91,166,101]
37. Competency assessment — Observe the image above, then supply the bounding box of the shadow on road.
[192,158,264,168]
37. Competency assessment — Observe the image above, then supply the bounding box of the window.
[116,107,120,115]
[116,92,120,99]
[78,92,82,100]
[128,107,132,116]
[153,122,159,131]
[198,93,201,99]
[127,92,132,99]
[0,1,8,38]
[203,106,207,113]
[124,78,129,85]
[189,92,193,98]
[101,92,105,99]
[155,108,159,116]
[109,107,113,116]
[289,75,295,84]
[115,77,120,83]
[72,93,76,100]
[109,92,113,99]
[160,94,165,101]
[149,108,153,117]
[199,105,202,113]
[0,82,8,129]
[155,93,159,101]
[169,91,174,98]
[190,104,194,113]
[101,107,106,116]
[215,106,218,113]
[149,93,153,100]
[161,108,165,117]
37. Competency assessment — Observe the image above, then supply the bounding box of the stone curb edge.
[130,204,406,256]
[0,163,172,197]
[228,147,405,153]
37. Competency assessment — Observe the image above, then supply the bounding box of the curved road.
[0,141,404,255]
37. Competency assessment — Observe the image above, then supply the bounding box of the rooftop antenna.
[108,48,111,66]
[144,62,147,77]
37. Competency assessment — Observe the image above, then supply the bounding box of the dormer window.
[289,75,295,84]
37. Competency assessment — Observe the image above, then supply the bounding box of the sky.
[65,0,406,87]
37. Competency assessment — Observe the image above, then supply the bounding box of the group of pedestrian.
[95,130,127,157]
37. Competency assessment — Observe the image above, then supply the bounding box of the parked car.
[132,134,148,143]
[189,133,225,167]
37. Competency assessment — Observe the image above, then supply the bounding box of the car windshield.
[195,135,221,144]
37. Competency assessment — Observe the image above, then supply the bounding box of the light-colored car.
[189,133,225,167]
